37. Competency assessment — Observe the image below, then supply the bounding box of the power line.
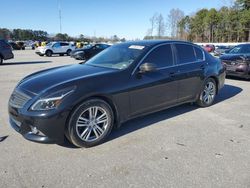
[58,0,62,33]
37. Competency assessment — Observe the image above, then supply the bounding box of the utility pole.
[58,0,62,33]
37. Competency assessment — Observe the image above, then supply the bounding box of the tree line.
[0,28,125,43]
[145,0,250,42]
[0,28,49,41]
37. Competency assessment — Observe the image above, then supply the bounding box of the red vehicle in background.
[203,44,215,52]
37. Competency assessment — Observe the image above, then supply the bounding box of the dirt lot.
[0,50,250,188]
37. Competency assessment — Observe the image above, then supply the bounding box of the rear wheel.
[197,78,217,107]
[66,99,114,147]
[45,50,52,57]
[0,56,3,65]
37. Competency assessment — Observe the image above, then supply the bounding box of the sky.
[0,0,230,40]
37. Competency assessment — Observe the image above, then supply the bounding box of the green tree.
[55,33,69,41]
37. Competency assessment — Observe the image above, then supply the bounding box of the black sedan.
[220,44,250,79]
[8,40,225,147]
[70,43,111,60]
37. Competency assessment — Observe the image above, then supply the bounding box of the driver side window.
[143,44,173,68]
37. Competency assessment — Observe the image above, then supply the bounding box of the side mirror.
[139,63,157,74]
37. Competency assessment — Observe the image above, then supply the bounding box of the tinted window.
[229,46,241,54]
[143,44,173,68]
[175,44,196,64]
[95,44,102,49]
[240,45,250,53]
[194,47,204,61]
[60,43,69,46]
[53,43,61,48]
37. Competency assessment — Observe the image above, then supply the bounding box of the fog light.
[30,126,39,134]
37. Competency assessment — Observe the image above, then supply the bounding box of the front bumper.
[4,52,14,60]
[8,105,68,144]
[71,52,85,60]
[35,51,45,56]
[226,70,250,79]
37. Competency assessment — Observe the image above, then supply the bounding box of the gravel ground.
[0,50,249,188]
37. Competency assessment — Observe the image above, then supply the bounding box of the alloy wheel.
[202,81,216,105]
[76,106,109,142]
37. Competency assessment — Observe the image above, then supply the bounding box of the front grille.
[9,89,31,108]
[223,60,240,66]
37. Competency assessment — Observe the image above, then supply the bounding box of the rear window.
[194,47,204,61]
[240,45,250,53]
[175,44,196,64]
[60,43,69,46]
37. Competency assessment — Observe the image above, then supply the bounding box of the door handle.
[169,72,176,77]
[200,64,205,70]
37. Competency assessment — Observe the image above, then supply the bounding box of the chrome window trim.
[173,42,206,65]
[131,43,175,75]
[132,42,206,75]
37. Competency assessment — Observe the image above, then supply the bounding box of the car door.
[60,42,69,53]
[129,44,179,117]
[239,44,250,56]
[0,40,12,59]
[89,44,104,57]
[52,43,61,53]
[173,43,206,102]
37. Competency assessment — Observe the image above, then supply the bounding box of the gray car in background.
[0,40,14,64]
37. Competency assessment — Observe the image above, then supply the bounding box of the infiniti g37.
[8,40,225,147]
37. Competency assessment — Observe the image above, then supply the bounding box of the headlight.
[75,51,84,55]
[30,87,75,111]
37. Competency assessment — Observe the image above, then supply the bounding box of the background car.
[0,40,14,64]
[8,40,225,147]
[213,45,233,56]
[8,41,25,50]
[35,42,76,57]
[70,43,111,60]
[220,44,250,79]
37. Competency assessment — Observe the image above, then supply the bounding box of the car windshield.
[229,46,242,54]
[82,44,93,49]
[85,44,148,70]
[46,42,53,47]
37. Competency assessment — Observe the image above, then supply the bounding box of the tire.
[66,49,72,56]
[59,54,64,56]
[45,50,53,57]
[197,78,217,107]
[39,54,44,56]
[0,56,3,65]
[66,99,114,147]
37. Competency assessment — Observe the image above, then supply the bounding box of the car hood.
[72,47,91,53]
[220,54,249,61]
[17,64,116,94]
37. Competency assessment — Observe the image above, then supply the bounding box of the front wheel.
[66,49,72,56]
[45,50,52,57]
[66,99,114,147]
[197,78,217,107]
[0,56,3,65]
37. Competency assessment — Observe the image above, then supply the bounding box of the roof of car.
[117,40,196,47]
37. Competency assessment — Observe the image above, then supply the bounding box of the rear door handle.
[200,64,205,70]
[169,72,176,77]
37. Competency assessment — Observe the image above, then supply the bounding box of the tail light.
[4,45,11,49]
